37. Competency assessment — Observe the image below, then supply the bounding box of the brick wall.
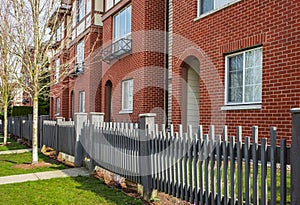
[171,0,300,144]
[101,0,166,124]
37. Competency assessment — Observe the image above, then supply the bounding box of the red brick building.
[169,0,300,143]
[50,0,300,143]
[49,0,103,120]
[99,0,166,124]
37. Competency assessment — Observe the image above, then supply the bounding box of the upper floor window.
[56,97,60,116]
[113,5,131,41]
[76,40,84,72]
[79,91,85,112]
[225,47,262,105]
[78,0,86,22]
[198,0,237,16]
[121,79,133,112]
[54,58,60,83]
[106,0,121,11]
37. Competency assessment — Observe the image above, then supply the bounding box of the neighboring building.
[49,0,103,120]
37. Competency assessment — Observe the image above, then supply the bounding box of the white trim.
[195,0,241,21]
[221,104,262,111]
[119,110,133,114]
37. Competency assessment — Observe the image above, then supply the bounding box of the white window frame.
[78,0,86,22]
[197,0,241,18]
[121,79,133,113]
[224,47,263,106]
[79,91,85,113]
[56,97,60,116]
[54,58,60,83]
[76,40,85,72]
[113,4,132,42]
[106,0,121,11]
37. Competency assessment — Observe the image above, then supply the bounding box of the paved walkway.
[0,167,90,185]
[0,148,32,155]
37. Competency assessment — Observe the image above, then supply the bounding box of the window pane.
[113,5,132,41]
[56,98,60,115]
[78,0,86,21]
[123,81,128,109]
[228,54,243,103]
[228,87,242,103]
[106,0,113,11]
[200,0,214,14]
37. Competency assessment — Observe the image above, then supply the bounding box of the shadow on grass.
[72,176,146,205]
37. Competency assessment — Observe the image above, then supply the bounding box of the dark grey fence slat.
[204,134,209,204]
[280,139,287,205]
[184,133,189,202]
[198,125,204,205]
[236,126,243,205]
[193,135,198,205]
[179,134,184,200]
[261,138,268,205]
[230,136,235,205]
[244,137,251,205]
[223,126,229,205]
[252,126,259,205]
[189,135,194,203]
[210,126,216,205]
[216,135,222,205]
[270,127,277,205]
[174,134,179,197]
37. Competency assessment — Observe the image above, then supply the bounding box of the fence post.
[139,113,156,201]
[89,112,104,170]
[74,113,87,167]
[291,108,300,205]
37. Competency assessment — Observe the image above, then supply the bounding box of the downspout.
[165,0,170,126]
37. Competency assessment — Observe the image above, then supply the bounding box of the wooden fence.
[42,120,76,156]
[79,119,290,204]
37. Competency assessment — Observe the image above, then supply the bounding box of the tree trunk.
[3,103,8,145]
[32,93,39,164]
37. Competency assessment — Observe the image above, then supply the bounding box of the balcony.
[48,0,72,28]
[69,62,84,77]
[100,37,132,63]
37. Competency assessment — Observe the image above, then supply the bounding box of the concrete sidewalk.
[0,167,90,185]
[0,148,32,155]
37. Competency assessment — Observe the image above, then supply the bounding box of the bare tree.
[0,1,19,145]
[9,0,72,163]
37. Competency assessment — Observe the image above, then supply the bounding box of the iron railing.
[100,37,132,63]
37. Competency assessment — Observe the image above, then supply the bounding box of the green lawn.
[0,136,28,151]
[0,176,143,205]
[0,152,67,177]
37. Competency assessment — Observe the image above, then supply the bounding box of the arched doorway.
[181,56,200,132]
[105,80,112,122]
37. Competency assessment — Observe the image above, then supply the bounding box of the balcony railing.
[69,62,84,77]
[100,37,132,63]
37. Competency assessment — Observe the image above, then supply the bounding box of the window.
[55,58,60,83]
[122,79,133,112]
[76,40,84,72]
[106,0,121,11]
[113,5,131,41]
[79,91,85,112]
[56,97,60,116]
[78,0,86,22]
[198,0,237,16]
[225,47,262,105]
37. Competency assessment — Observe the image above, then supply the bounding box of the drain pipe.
[165,0,170,126]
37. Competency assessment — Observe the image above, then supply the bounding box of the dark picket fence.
[42,120,76,156]
[79,121,290,205]
[8,115,49,145]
